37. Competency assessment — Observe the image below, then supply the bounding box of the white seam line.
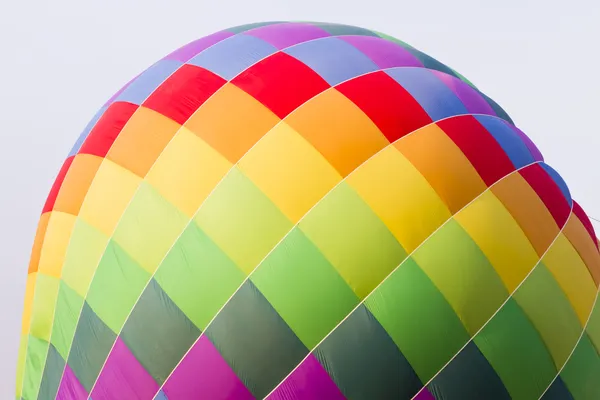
[262,160,549,400]
[537,286,600,398]
[410,208,576,400]
[84,36,472,397]
[155,132,539,399]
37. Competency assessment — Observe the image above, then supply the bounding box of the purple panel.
[509,123,544,162]
[163,30,235,62]
[162,335,253,400]
[56,364,88,400]
[341,35,423,69]
[91,337,159,400]
[266,354,345,400]
[432,70,496,116]
[245,22,331,50]
[414,387,436,400]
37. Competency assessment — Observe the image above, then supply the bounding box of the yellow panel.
[54,154,103,216]
[147,127,233,217]
[28,213,50,274]
[348,145,451,253]
[286,88,389,177]
[396,124,487,214]
[107,106,182,178]
[185,83,280,164]
[21,272,37,335]
[239,122,342,223]
[491,173,559,257]
[78,159,142,236]
[456,190,540,292]
[543,233,597,325]
[564,216,600,287]
[37,212,77,278]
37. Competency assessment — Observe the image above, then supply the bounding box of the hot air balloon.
[17,21,600,400]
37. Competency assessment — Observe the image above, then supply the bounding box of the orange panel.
[107,106,181,177]
[564,216,600,286]
[395,124,487,214]
[491,173,559,257]
[28,213,50,274]
[185,83,280,164]
[53,154,103,215]
[286,88,389,177]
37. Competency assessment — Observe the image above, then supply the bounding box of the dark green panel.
[365,258,470,382]
[474,298,557,399]
[67,302,116,391]
[315,304,422,399]
[479,91,513,124]
[38,344,64,400]
[310,22,379,37]
[227,21,285,34]
[205,280,308,398]
[121,279,201,385]
[541,376,575,400]
[427,342,511,400]
[560,334,600,400]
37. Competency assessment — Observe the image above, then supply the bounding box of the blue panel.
[188,34,277,80]
[386,68,468,121]
[68,105,108,156]
[540,163,573,206]
[114,59,182,105]
[154,390,169,400]
[475,115,535,169]
[284,37,378,86]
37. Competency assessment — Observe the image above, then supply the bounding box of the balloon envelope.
[17,21,600,400]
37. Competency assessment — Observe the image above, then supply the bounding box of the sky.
[0,0,599,397]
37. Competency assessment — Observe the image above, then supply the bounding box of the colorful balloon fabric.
[17,21,600,400]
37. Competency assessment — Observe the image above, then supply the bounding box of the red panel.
[438,115,515,186]
[337,71,432,143]
[41,156,74,214]
[231,52,330,119]
[520,164,571,227]
[79,102,138,157]
[573,200,599,249]
[144,64,227,125]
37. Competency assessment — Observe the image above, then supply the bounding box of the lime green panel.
[514,264,582,368]
[155,222,246,330]
[21,335,48,400]
[413,219,508,334]
[194,167,292,275]
[113,182,189,274]
[86,241,151,333]
[50,282,84,360]
[366,257,470,382]
[29,274,60,341]
[560,334,600,400]
[61,219,109,297]
[585,297,600,354]
[474,298,557,400]
[251,227,360,348]
[299,182,406,299]
[15,335,27,398]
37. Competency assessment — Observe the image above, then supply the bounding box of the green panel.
[474,298,557,400]
[38,344,64,400]
[113,182,189,274]
[299,182,406,299]
[194,167,292,275]
[155,222,245,330]
[585,297,600,353]
[315,305,422,399]
[251,227,360,348]
[86,240,151,333]
[365,257,470,382]
[61,219,108,297]
[560,334,600,400]
[21,336,47,400]
[227,21,284,34]
[15,335,27,398]
[206,280,308,398]
[311,22,379,37]
[49,282,84,359]
[29,274,59,341]
[413,219,508,334]
[121,279,201,385]
[514,264,582,368]
[374,31,415,49]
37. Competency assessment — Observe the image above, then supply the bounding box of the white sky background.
[0,0,599,396]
